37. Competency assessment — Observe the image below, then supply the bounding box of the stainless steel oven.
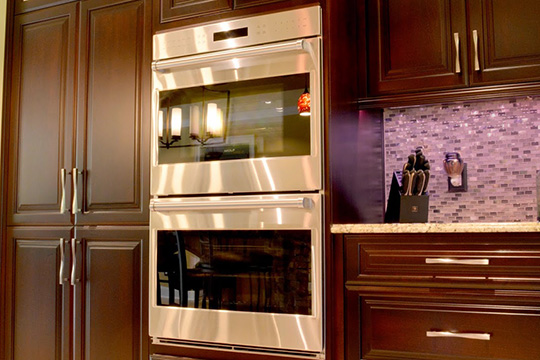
[149,193,323,355]
[151,6,322,196]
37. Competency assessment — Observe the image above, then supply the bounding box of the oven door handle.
[152,39,307,72]
[150,197,313,211]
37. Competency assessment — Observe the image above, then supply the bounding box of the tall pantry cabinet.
[1,0,151,359]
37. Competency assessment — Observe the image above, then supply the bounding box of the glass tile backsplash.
[384,96,540,223]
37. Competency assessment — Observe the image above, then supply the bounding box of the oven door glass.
[157,74,310,164]
[156,229,311,315]
[152,38,321,196]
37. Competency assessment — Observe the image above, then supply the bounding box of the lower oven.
[149,193,323,356]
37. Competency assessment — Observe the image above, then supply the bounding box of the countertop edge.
[331,223,540,234]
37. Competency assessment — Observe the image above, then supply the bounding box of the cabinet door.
[72,227,148,360]
[468,0,540,85]
[160,0,232,23]
[76,0,150,225]
[4,227,72,360]
[234,0,285,9]
[367,0,467,95]
[14,0,75,15]
[7,4,77,226]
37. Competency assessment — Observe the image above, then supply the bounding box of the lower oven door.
[149,193,323,355]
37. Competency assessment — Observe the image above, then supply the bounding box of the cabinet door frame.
[3,227,73,360]
[72,226,148,360]
[468,0,540,85]
[367,0,468,95]
[7,3,78,226]
[75,0,150,226]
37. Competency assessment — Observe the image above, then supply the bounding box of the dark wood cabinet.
[3,227,72,360]
[14,0,76,15]
[6,0,150,226]
[76,0,150,225]
[2,227,148,360]
[234,0,288,9]
[366,0,540,97]
[160,0,232,23]
[7,3,78,226]
[337,232,540,360]
[468,0,540,86]
[367,0,467,95]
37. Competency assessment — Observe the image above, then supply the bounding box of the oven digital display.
[213,27,248,42]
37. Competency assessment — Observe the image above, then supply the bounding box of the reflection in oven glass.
[156,230,311,315]
[157,73,311,165]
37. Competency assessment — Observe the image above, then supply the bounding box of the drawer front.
[345,233,540,280]
[350,291,540,360]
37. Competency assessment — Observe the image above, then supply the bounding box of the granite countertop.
[331,222,540,233]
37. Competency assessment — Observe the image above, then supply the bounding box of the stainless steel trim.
[71,168,80,214]
[473,29,480,71]
[426,331,491,341]
[453,32,461,73]
[60,169,67,214]
[59,238,66,285]
[426,258,489,265]
[153,6,321,61]
[153,40,305,72]
[150,197,313,212]
[70,238,79,286]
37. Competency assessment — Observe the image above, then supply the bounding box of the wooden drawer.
[345,233,540,282]
[348,288,540,360]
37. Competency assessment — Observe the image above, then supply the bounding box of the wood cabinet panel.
[160,0,232,23]
[234,0,285,8]
[469,0,540,85]
[348,288,540,360]
[7,4,77,226]
[5,228,72,360]
[14,0,76,15]
[77,0,150,225]
[367,0,467,95]
[73,228,148,360]
[345,233,540,282]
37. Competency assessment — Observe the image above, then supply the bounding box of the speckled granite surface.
[331,222,540,233]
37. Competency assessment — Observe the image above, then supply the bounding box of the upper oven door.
[151,36,322,196]
[149,193,323,353]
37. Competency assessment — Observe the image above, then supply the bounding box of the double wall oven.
[149,6,324,357]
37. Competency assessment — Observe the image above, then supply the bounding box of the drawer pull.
[427,331,490,341]
[425,258,489,265]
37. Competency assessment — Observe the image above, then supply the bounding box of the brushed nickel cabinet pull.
[427,331,490,341]
[70,238,80,286]
[454,32,461,73]
[425,258,489,265]
[473,29,480,71]
[60,169,68,214]
[72,168,81,214]
[59,238,66,285]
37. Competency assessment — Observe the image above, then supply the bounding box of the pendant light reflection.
[158,87,229,148]
[297,82,311,117]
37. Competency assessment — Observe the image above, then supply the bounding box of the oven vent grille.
[153,338,323,359]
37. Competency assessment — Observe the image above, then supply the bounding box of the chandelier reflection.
[158,87,230,148]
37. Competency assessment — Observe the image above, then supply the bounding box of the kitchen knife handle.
[453,32,461,73]
[70,238,80,286]
[426,258,489,265]
[426,331,490,341]
[473,30,480,71]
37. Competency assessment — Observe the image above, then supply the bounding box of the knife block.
[385,171,429,223]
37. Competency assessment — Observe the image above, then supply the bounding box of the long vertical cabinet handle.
[70,238,80,285]
[59,238,66,285]
[72,168,80,214]
[473,30,480,71]
[60,169,68,214]
[453,33,461,73]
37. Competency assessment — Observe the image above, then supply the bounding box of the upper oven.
[151,6,322,196]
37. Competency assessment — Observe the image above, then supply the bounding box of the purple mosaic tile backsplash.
[384,96,540,223]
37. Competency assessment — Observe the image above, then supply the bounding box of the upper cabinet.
[154,0,317,32]
[14,0,76,15]
[366,0,540,97]
[6,0,150,226]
